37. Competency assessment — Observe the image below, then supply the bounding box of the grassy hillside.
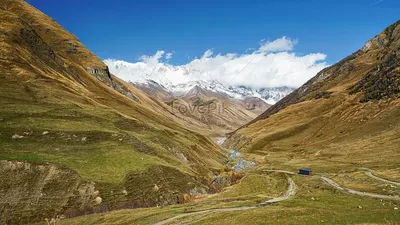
[0,0,226,223]
[52,21,400,225]
[225,20,400,172]
[45,171,400,225]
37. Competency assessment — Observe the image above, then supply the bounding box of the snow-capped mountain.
[104,59,295,104]
[256,87,295,104]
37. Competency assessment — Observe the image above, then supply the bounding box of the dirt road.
[321,176,400,201]
[153,177,296,225]
[363,168,400,186]
[154,167,400,224]
[263,169,297,175]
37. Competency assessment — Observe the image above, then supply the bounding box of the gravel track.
[153,177,296,225]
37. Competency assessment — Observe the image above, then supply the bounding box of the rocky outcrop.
[122,165,206,208]
[0,161,233,224]
[362,35,389,52]
[86,66,141,103]
[87,66,112,84]
[349,21,400,102]
[19,27,56,61]
[0,161,101,225]
[361,20,399,52]
[349,51,400,102]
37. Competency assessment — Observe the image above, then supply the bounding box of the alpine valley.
[0,1,399,225]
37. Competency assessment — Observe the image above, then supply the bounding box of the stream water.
[215,137,255,171]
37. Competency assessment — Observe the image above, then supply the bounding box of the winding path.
[263,169,297,175]
[153,177,296,225]
[154,167,400,224]
[321,176,400,201]
[363,168,400,186]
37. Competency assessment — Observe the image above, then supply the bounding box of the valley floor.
[39,144,400,225]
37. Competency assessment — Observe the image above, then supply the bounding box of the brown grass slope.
[225,20,400,171]
[134,81,270,137]
[0,0,226,224]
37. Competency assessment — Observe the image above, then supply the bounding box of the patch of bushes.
[349,52,400,102]
[315,91,332,99]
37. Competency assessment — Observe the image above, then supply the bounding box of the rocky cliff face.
[0,161,225,224]
[87,66,113,85]
[0,161,101,225]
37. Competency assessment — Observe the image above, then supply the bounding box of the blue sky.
[29,0,399,65]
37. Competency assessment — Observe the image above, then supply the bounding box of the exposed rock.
[94,197,102,205]
[125,91,140,103]
[124,165,205,207]
[362,35,388,52]
[65,41,81,54]
[42,131,49,135]
[11,134,23,139]
[19,28,56,61]
[189,187,207,196]
[87,66,112,81]
[0,161,100,225]
[174,152,189,164]
[86,66,141,104]
[349,52,400,102]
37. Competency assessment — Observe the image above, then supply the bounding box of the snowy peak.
[256,87,295,104]
[105,59,295,104]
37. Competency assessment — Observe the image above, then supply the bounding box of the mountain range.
[1,0,400,224]
[104,59,295,105]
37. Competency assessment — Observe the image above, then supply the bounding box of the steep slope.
[134,80,270,136]
[0,0,226,224]
[225,20,400,170]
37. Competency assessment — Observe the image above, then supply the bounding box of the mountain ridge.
[229,20,400,135]
[224,20,400,167]
[105,59,295,104]
[0,1,228,223]
[134,78,270,135]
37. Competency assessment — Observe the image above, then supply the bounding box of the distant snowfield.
[104,37,328,104]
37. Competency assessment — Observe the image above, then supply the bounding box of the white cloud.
[139,50,165,65]
[202,49,214,58]
[258,36,298,53]
[165,52,173,60]
[104,37,328,89]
